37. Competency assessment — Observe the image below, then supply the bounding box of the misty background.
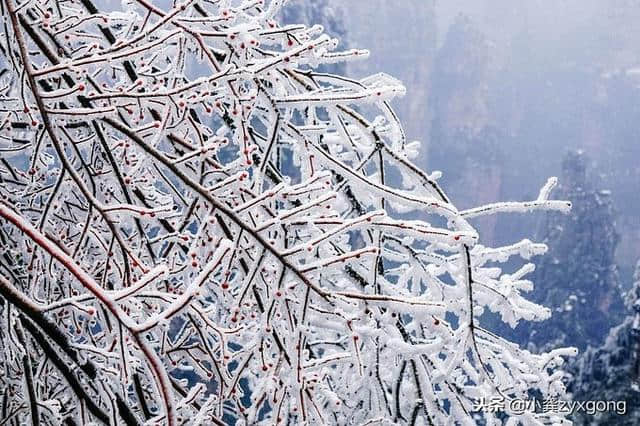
[282,1,640,422]
[339,0,639,279]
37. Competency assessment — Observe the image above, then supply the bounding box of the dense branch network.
[0,0,574,424]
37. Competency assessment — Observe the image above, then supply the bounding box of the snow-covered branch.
[0,0,573,424]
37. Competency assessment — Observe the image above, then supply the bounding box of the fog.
[332,0,640,282]
[299,3,640,411]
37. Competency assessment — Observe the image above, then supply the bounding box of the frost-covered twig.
[0,0,574,424]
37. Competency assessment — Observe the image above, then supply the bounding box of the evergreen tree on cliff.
[516,150,624,352]
[567,261,640,424]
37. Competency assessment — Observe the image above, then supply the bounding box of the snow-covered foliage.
[568,260,640,424]
[510,150,623,352]
[0,0,574,424]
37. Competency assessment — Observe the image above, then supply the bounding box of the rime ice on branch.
[0,0,573,424]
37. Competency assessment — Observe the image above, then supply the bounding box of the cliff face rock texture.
[307,0,640,275]
[338,0,437,146]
